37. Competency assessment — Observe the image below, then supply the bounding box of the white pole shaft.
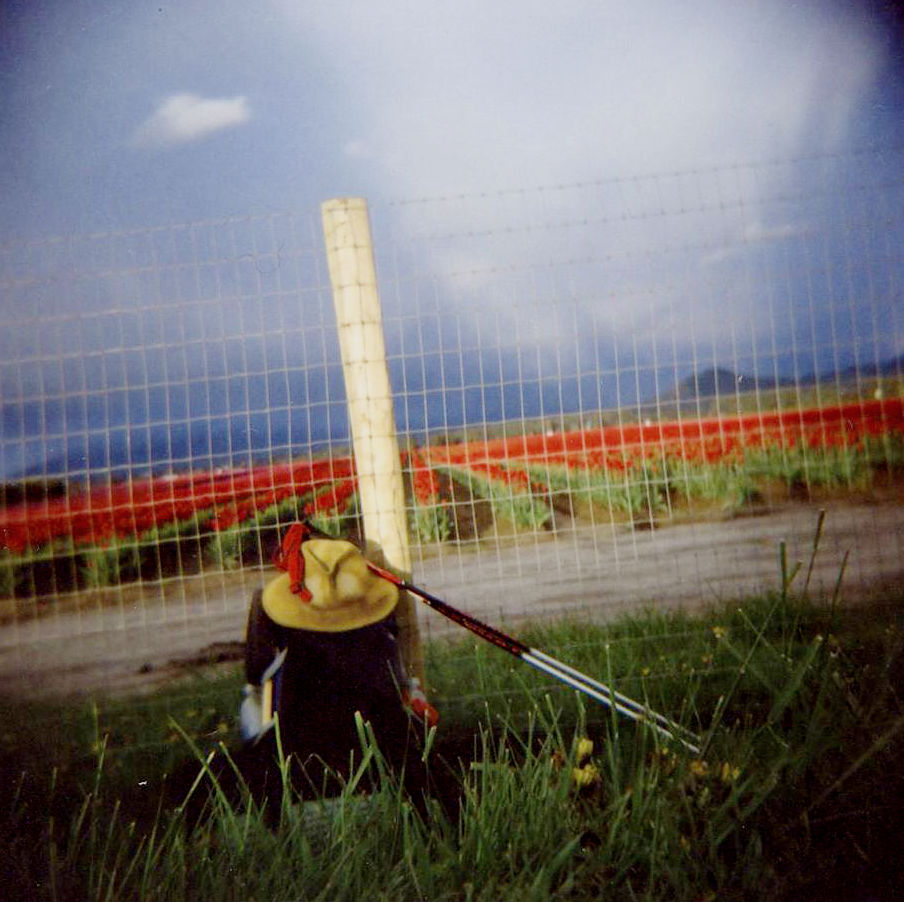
[521,652,700,755]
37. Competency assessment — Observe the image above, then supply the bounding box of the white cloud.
[132,93,250,148]
[280,2,900,373]
[701,219,811,267]
[279,1,889,350]
[342,139,372,159]
[285,1,886,201]
[742,221,807,243]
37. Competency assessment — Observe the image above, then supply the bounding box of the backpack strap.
[260,648,288,730]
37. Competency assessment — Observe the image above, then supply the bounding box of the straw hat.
[262,538,399,632]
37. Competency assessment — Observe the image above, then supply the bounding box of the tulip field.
[1,397,902,600]
[406,396,904,544]
[0,457,359,598]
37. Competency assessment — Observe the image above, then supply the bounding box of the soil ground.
[0,497,901,699]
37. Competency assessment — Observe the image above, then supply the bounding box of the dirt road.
[1,499,901,698]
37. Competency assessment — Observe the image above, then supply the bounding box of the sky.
[1,1,903,479]
[2,1,902,236]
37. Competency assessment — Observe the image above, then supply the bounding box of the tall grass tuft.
[2,555,902,900]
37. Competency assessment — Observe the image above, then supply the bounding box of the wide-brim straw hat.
[262,538,398,632]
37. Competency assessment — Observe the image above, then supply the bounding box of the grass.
[409,503,453,543]
[1,547,903,900]
[527,461,664,519]
[529,436,903,524]
[441,465,553,531]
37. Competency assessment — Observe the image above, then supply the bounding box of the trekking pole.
[366,561,702,755]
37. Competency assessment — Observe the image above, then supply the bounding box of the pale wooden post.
[320,197,424,684]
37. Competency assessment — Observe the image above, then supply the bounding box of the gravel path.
[1,499,901,699]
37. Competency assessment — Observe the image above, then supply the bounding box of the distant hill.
[664,354,903,403]
[833,353,904,382]
[661,366,787,404]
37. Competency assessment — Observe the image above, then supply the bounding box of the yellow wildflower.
[712,626,727,640]
[688,759,709,777]
[720,761,741,784]
[641,666,651,677]
[575,737,594,763]
[572,763,600,787]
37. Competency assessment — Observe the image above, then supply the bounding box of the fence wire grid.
[0,148,902,700]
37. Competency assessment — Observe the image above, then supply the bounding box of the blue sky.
[1,2,903,479]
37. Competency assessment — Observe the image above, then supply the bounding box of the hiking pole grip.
[366,561,528,657]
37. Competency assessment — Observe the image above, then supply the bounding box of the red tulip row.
[1,456,354,555]
[424,398,903,473]
[405,450,444,506]
[304,477,358,518]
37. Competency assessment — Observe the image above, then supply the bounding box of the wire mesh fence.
[1,148,902,697]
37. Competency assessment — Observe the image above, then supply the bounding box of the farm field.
[1,396,902,606]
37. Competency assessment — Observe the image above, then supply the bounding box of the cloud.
[282,1,891,361]
[701,220,809,266]
[343,139,372,159]
[742,221,808,243]
[132,93,250,148]
[287,1,888,202]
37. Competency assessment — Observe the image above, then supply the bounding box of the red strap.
[272,522,313,601]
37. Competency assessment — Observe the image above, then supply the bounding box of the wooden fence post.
[320,197,424,684]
